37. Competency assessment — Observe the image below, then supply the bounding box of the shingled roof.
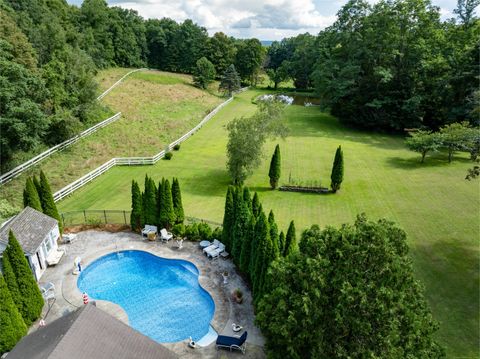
[0,207,57,255]
[7,304,178,359]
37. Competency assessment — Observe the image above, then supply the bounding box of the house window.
[45,238,52,253]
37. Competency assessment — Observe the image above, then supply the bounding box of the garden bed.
[279,185,331,194]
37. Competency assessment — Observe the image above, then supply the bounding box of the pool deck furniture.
[208,243,226,259]
[46,248,65,266]
[216,331,248,354]
[220,251,229,259]
[176,238,184,249]
[160,228,173,242]
[62,233,77,244]
[142,225,158,239]
[203,239,221,254]
[199,240,211,249]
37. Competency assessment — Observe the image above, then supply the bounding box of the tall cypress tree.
[240,216,256,277]
[232,190,250,266]
[4,231,44,325]
[32,175,41,195]
[1,254,22,318]
[278,230,285,256]
[143,175,157,225]
[23,177,42,211]
[268,210,280,258]
[172,178,185,224]
[252,192,261,218]
[243,187,252,214]
[38,171,63,233]
[330,145,344,192]
[222,186,235,252]
[156,179,165,227]
[252,211,269,300]
[159,179,175,229]
[0,273,27,354]
[130,180,143,231]
[284,220,297,256]
[268,144,281,189]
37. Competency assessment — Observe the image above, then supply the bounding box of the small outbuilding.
[6,304,178,359]
[0,206,61,281]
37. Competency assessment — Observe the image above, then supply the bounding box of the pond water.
[290,94,322,106]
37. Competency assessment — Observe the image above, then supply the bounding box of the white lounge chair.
[46,249,65,266]
[208,244,225,259]
[142,225,158,238]
[160,228,173,242]
[203,239,220,254]
[62,233,77,243]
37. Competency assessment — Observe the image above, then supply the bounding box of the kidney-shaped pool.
[77,250,215,343]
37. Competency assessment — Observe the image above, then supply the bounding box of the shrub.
[212,227,223,241]
[164,152,173,160]
[198,222,213,241]
[172,223,185,237]
[173,143,181,151]
[184,223,200,241]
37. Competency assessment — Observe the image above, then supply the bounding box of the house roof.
[0,207,58,255]
[7,304,178,359]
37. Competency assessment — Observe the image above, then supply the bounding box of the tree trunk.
[421,151,426,163]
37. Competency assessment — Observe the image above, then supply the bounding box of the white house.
[0,207,62,281]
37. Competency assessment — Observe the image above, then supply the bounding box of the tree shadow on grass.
[182,168,232,197]
[386,153,473,170]
[248,186,272,193]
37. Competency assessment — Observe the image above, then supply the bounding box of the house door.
[36,251,43,270]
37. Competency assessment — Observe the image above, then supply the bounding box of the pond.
[289,94,322,106]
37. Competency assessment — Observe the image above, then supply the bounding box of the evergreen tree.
[232,189,249,266]
[0,273,27,354]
[252,192,261,218]
[171,178,185,224]
[252,211,269,300]
[268,210,280,258]
[284,220,297,256]
[156,178,165,227]
[130,180,143,231]
[268,144,281,189]
[159,179,175,229]
[240,216,256,277]
[218,64,241,97]
[243,187,252,214]
[278,230,285,256]
[32,176,41,195]
[38,171,63,233]
[330,145,344,192]
[222,186,235,252]
[1,254,22,318]
[142,175,157,225]
[4,231,44,325]
[23,177,42,211]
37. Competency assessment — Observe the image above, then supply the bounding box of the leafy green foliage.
[283,220,297,257]
[158,178,175,229]
[23,177,42,211]
[218,64,241,97]
[268,210,280,258]
[184,223,200,240]
[171,223,185,237]
[226,100,287,185]
[251,192,261,218]
[256,215,444,358]
[405,130,442,163]
[330,145,344,192]
[3,231,44,326]
[221,186,235,252]
[171,178,184,224]
[142,175,157,225]
[39,171,63,233]
[268,144,281,189]
[0,273,27,354]
[193,56,216,89]
[240,216,255,277]
[164,152,173,160]
[251,210,270,300]
[439,121,474,162]
[234,38,265,85]
[130,180,143,231]
[205,32,236,75]
[197,222,212,241]
[232,190,249,266]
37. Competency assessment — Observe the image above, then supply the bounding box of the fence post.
[104,210,107,224]
[83,210,87,223]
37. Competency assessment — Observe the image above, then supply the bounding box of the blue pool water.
[77,250,215,343]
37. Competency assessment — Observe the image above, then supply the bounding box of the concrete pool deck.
[36,229,265,358]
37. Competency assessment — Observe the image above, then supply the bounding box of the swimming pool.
[77,250,215,343]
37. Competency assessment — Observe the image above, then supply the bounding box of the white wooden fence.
[0,112,121,185]
[96,68,146,100]
[52,92,244,202]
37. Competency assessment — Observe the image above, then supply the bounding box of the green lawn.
[58,89,479,358]
[0,69,223,207]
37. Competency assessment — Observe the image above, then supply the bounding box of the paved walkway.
[37,229,265,358]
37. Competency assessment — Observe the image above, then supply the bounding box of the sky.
[67,0,460,40]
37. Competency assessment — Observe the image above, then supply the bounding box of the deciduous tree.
[193,56,216,89]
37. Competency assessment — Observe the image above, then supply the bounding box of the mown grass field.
[0,69,223,207]
[58,89,479,358]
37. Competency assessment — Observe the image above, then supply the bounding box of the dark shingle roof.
[0,207,57,255]
[7,304,178,359]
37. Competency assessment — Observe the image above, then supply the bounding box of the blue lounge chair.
[216,331,247,354]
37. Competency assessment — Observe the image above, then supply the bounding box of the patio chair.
[46,249,65,266]
[203,239,221,254]
[216,331,247,354]
[160,228,173,242]
[142,225,158,238]
[207,243,225,259]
